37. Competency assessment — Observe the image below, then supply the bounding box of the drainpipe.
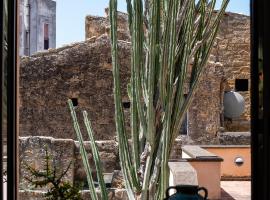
[25,0,30,56]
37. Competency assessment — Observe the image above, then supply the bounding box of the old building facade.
[19,11,250,144]
[19,0,56,56]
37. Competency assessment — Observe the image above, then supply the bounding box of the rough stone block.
[74,140,119,186]
[218,132,250,145]
[19,137,75,190]
[169,162,198,186]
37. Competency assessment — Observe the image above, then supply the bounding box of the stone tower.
[19,0,56,56]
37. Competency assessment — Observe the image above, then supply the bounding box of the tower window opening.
[44,23,49,50]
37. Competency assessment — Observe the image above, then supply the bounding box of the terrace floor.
[3,180,251,200]
[221,181,251,200]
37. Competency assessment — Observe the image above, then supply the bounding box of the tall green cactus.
[69,0,229,199]
[109,0,229,199]
[68,100,108,200]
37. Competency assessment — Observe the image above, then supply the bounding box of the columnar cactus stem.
[109,0,229,199]
[69,0,229,199]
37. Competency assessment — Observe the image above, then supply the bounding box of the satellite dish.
[223,91,245,118]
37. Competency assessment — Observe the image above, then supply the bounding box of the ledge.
[169,161,198,186]
[218,132,250,145]
[182,145,223,162]
[200,145,250,148]
[19,189,129,200]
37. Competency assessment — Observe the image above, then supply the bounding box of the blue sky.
[56,0,250,47]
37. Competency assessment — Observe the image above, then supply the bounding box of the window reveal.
[44,23,49,50]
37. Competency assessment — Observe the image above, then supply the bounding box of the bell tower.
[19,0,56,56]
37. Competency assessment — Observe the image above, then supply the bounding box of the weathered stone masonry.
[19,137,119,190]
[20,11,250,143]
[18,12,251,197]
[20,36,131,140]
[189,12,250,141]
[19,137,128,200]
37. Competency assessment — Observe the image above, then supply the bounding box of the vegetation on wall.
[24,148,82,200]
[69,0,229,199]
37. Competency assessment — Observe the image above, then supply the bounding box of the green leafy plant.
[69,0,229,199]
[24,148,82,200]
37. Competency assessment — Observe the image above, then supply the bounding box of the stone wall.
[19,136,120,190]
[211,12,250,133]
[187,62,225,142]
[188,13,250,141]
[20,35,131,140]
[20,11,250,143]
[85,10,130,41]
[19,136,183,190]
[84,11,251,142]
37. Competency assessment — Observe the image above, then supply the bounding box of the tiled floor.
[221,181,251,200]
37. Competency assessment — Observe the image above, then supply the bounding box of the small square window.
[122,102,130,109]
[235,79,249,91]
[71,98,78,107]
